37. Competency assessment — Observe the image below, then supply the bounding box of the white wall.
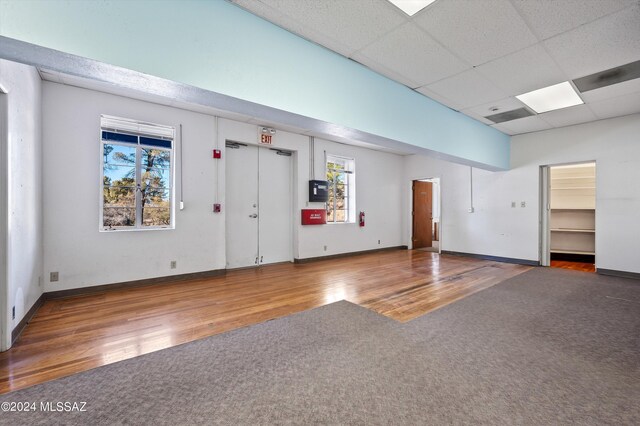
[299,138,404,258]
[403,113,640,274]
[403,155,536,261]
[42,82,224,291]
[42,84,405,292]
[0,59,43,344]
[217,118,404,260]
[513,114,640,274]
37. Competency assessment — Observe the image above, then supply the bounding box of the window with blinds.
[100,115,175,231]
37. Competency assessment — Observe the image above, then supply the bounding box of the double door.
[225,143,292,268]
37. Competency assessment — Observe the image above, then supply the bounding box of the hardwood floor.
[0,250,531,394]
[551,260,596,273]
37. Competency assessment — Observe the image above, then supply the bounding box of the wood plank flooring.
[551,260,596,273]
[0,250,531,394]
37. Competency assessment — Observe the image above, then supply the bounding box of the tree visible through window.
[326,155,355,223]
[101,116,174,230]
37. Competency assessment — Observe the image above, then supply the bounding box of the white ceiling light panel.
[516,81,584,114]
[388,0,437,16]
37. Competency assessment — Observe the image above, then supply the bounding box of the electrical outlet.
[521,201,526,208]
[323,245,327,251]
[511,201,516,208]
[170,261,177,269]
[378,240,381,245]
[50,272,59,282]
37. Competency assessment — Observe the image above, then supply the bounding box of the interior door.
[225,143,259,268]
[258,149,292,265]
[225,143,292,268]
[412,180,433,249]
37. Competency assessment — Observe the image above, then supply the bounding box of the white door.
[259,148,292,265]
[225,143,259,268]
[225,143,292,268]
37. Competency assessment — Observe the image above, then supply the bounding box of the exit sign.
[260,134,272,145]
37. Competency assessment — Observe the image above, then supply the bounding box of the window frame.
[325,154,356,224]
[99,116,175,232]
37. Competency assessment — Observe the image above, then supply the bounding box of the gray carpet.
[1,267,639,425]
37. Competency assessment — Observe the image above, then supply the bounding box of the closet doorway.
[540,162,596,272]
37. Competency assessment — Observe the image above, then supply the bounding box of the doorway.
[0,91,7,351]
[540,162,596,272]
[225,142,293,269]
[412,178,441,252]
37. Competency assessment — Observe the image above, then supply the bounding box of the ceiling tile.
[350,53,419,88]
[460,110,494,125]
[544,4,640,79]
[414,86,465,111]
[353,23,470,88]
[422,69,508,109]
[580,77,640,103]
[538,104,598,128]
[238,0,407,56]
[511,0,636,40]
[588,92,640,119]
[414,0,538,66]
[232,0,354,56]
[464,97,527,121]
[490,123,517,135]
[476,44,568,94]
[493,115,552,135]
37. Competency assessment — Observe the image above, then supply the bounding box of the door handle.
[249,214,258,218]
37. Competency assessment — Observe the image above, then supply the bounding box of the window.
[100,115,174,231]
[326,154,355,223]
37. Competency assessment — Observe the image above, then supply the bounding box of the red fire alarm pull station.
[301,209,326,225]
[359,211,365,227]
[213,203,221,213]
[213,149,221,159]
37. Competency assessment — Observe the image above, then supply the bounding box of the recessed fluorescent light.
[516,81,583,114]
[388,0,437,16]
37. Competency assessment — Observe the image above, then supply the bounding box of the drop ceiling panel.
[580,77,640,103]
[490,123,517,135]
[463,97,526,121]
[414,86,465,111]
[511,0,636,40]
[232,0,354,57]
[423,69,508,109]
[350,53,420,88]
[492,115,552,134]
[413,0,538,66]
[588,92,640,119]
[353,23,470,88]
[544,4,640,79]
[475,44,567,94]
[237,0,406,56]
[538,104,598,128]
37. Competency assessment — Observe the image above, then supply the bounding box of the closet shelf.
[550,228,595,233]
[550,249,595,255]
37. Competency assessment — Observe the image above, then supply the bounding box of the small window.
[326,154,355,223]
[100,115,174,231]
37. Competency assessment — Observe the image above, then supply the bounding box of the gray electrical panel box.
[309,180,329,202]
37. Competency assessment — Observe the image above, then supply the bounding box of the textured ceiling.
[232,0,640,135]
